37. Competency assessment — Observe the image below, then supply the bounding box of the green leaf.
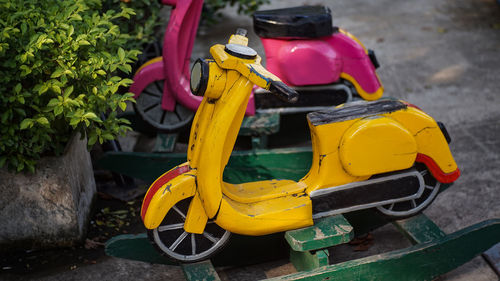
[64,85,74,97]
[17,162,24,172]
[19,65,32,76]
[39,84,49,94]
[102,133,114,141]
[47,98,59,107]
[88,134,97,146]
[119,102,127,111]
[52,85,61,94]
[51,68,65,78]
[20,118,33,130]
[14,83,22,94]
[70,117,80,127]
[83,112,98,120]
[54,106,63,116]
[36,117,49,126]
[21,22,27,34]
[118,47,125,61]
[79,40,90,46]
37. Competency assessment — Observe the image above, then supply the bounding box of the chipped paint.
[162,183,172,194]
[314,227,326,239]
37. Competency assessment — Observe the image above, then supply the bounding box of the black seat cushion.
[307,99,408,126]
[253,6,333,38]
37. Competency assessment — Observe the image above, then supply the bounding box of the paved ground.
[2,0,500,280]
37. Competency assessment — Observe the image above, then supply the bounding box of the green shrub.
[203,0,271,25]
[100,0,163,50]
[0,0,140,172]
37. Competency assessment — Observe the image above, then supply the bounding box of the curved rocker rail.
[266,217,500,281]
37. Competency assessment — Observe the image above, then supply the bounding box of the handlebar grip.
[268,81,299,103]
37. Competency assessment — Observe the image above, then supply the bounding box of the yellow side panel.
[339,117,417,177]
[222,180,306,204]
[143,173,196,229]
[215,194,313,236]
[302,118,368,194]
[388,107,458,174]
[184,192,208,234]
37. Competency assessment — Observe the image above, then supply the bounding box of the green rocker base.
[106,213,500,281]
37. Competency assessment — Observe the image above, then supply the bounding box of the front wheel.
[376,164,441,218]
[147,197,231,263]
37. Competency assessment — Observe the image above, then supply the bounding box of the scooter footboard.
[141,163,196,229]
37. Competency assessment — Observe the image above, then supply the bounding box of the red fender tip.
[416,154,460,184]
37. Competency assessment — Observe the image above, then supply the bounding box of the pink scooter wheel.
[134,79,194,132]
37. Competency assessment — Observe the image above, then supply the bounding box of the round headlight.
[190,59,209,96]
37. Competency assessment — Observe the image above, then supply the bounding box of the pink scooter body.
[130,0,256,116]
[130,2,382,130]
[261,32,382,100]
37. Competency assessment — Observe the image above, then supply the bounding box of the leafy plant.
[100,0,163,50]
[0,0,140,172]
[203,0,271,26]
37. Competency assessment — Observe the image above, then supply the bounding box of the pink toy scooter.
[130,1,383,131]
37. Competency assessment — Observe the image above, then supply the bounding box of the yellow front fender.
[142,168,197,229]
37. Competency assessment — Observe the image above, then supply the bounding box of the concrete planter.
[0,134,96,249]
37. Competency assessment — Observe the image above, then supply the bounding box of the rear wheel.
[147,197,231,262]
[376,164,440,218]
[134,79,194,132]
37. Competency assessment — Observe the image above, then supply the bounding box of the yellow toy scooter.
[140,29,460,262]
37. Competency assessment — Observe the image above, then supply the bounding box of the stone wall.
[0,134,96,249]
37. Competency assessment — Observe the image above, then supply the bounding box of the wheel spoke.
[411,200,417,208]
[154,81,164,93]
[174,107,182,121]
[172,206,186,219]
[203,231,219,243]
[160,110,167,124]
[158,222,184,232]
[191,233,196,255]
[425,184,435,190]
[169,231,188,251]
[143,89,161,98]
[144,102,160,113]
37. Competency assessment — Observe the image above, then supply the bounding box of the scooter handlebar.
[268,81,299,103]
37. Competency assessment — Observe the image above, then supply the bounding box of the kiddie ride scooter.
[130,0,382,132]
[140,30,460,262]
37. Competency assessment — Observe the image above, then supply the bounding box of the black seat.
[253,6,334,39]
[307,99,408,126]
